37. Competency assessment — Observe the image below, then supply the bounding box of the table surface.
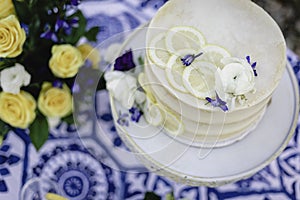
[1,0,300,199]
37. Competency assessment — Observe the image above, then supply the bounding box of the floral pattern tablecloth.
[1,0,300,199]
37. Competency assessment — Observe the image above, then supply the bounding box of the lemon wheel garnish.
[138,73,156,103]
[199,44,231,68]
[165,26,206,53]
[143,98,165,126]
[163,109,184,135]
[165,54,188,93]
[45,193,68,200]
[182,61,217,99]
[148,33,170,68]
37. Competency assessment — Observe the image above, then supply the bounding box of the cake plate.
[108,25,299,187]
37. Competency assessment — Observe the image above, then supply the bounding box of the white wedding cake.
[140,0,286,147]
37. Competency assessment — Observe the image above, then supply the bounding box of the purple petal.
[205,97,213,103]
[220,104,229,112]
[246,55,251,64]
[129,107,143,123]
[70,0,80,6]
[52,80,63,89]
[114,50,136,71]
[215,93,227,105]
[40,31,58,42]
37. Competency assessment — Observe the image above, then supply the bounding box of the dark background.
[253,0,300,56]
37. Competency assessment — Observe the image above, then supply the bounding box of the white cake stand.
[108,25,300,187]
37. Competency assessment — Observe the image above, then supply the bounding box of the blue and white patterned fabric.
[1,0,300,199]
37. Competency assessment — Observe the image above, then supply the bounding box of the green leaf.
[0,120,11,137]
[84,27,100,42]
[144,192,161,200]
[29,113,49,151]
[63,11,87,45]
[61,114,74,125]
[138,56,144,66]
[12,0,32,24]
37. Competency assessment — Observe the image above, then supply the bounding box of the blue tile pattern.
[0,0,299,199]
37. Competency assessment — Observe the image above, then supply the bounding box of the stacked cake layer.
[142,0,286,146]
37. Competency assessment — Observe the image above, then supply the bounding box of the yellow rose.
[0,91,36,129]
[49,44,84,78]
[38,82,72,118]
[77,44,101,69]
[0,15,26,58]
[0,0,15,19]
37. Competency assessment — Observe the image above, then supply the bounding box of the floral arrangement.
[0,0,100,150]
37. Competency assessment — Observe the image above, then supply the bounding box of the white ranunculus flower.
[216,57,255,96]
[104,71,138,109]
[0,63,31,94]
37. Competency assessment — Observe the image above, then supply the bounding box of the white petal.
[104,70,125,82]
[48,117,61,129]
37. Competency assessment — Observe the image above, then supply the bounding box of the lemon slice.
[45,193,68,200]
[165,49,197,93]
[163,110,184,135]
[138,73,156,103]
[148,33,170,68]
[143,99,165,126]
[182,61,217,99]
[165,26,206,53]
[199,45,231,68]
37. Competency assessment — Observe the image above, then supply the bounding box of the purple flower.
[40,24,58,42]
[69,17,79,28]
[129,107,143,123]
[21,23,29,36]
[55,19,69,32]
[181,52,203,66]
[114,49,136,71]
[70,0,81,6]
[246,56,258,76]
[206,93,228,112]
[52,80,63,89]
[117,112,129,126]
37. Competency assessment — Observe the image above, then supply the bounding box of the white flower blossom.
[0,63,31,94]
[104,70,138,109]
[216,57,255,96]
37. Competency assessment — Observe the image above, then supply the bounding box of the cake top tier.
[146,0,286,111]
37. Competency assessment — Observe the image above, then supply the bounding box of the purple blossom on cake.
[129,107,143,122]
[117,112,129,126]
[181,52,203,66]
[206,93,228,112]
[114,49,136,71]
[246,56,258,76]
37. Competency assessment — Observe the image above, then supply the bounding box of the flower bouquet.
[0,0,101,150]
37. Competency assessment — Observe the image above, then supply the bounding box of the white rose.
[0,63,31,94]
[216,57,255,95]
[104,71,137,109]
